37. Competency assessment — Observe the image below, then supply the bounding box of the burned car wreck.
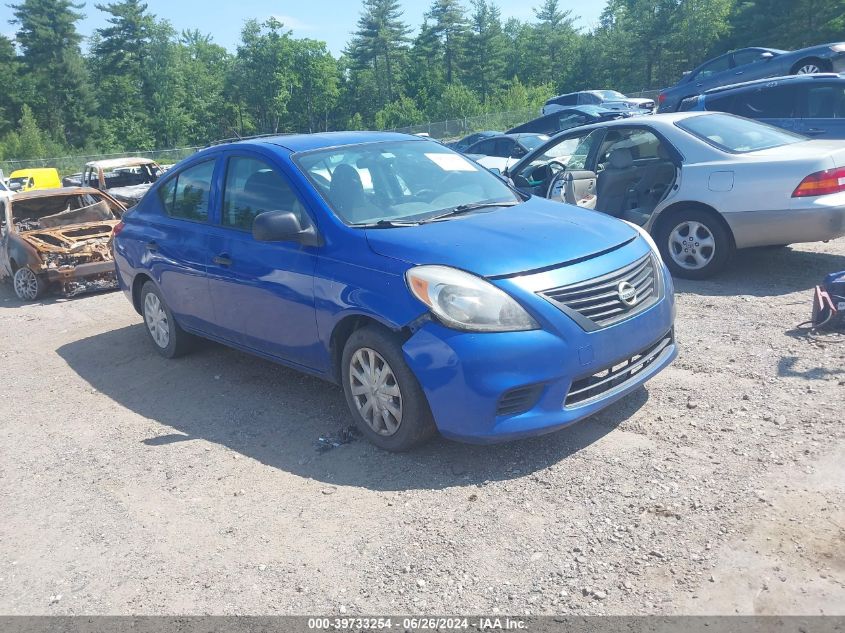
[0,188,126,301]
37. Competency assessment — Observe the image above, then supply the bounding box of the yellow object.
[8,168,62,192]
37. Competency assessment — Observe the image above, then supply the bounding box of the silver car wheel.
[13,267,39,301]
[349,347,403,437]
[796,63,822,74]
[144,292,170,349]
[668,220,716,270]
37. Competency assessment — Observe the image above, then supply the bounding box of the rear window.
[676,113,805,153]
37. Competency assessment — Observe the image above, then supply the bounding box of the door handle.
[805,128,826,136]
[213,254,233,267]
[146,241,158,253]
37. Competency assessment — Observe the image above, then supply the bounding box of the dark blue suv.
[112,133,676,451]
[679,73,845,139]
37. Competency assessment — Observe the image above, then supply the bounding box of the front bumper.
[724,195,845,248]
[402,241,677,443]
[44,260,117,283]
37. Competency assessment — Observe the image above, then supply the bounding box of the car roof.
[9,186,108,201]
[549,111,710,135]
[703,72,844,96]
[9,168,59,177]
[86,157,159,169]
[246,131,422,154]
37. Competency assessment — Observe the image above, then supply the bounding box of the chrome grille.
[565,331,674,407]
[540,254,661,331]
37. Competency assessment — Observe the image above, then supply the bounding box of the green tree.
[10,0,98,146]
[375,95,425,129]
[287,39,341,133]
[347,0,411,108]
[463,0,508,102]
[527,1,580,92]
[729,0,845,51]
[425,0,468,84]
[227,18,296,135]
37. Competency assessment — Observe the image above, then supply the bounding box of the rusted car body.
[82,157,162,206]
[0,187,126,300]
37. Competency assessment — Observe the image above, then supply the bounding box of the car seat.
[328,164,369,223]
[630,144,676,212]
[595,148,640,215]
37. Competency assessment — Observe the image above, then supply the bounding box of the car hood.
[365,197,638,278]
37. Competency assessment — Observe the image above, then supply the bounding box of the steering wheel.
[546,168,569,202]
[414,188,439,202]
[546,159,568,175]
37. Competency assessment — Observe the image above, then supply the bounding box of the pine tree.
[463,0,507,102]
[10,0,98,146]
[425,0,468,85]
[347,0,411,106]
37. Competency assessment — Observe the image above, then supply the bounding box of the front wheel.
[13,266,46,301]
[341,326,436,452]
[655,209,733,279]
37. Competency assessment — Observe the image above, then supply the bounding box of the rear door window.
[159,160,215,222]
[732,85,796,119]
[799,83,845,118]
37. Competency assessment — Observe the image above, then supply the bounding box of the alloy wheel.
[668,220,716,270]
[13,268,39,301]
[349,347,403,436]
[144,292,170,349]
[796,63,822,74]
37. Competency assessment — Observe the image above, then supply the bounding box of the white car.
[499,112,845,278]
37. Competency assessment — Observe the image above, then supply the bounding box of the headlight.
[830,44,845,53]
[406,265,539,332]
[623,220,662,258]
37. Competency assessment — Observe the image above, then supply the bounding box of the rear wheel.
[656,208,733,279]
[13,266,46,301]
[140,281,193,358]
[341,326,436,452]
[792,58,828,75]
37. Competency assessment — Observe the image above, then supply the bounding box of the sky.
[1,0,607,56]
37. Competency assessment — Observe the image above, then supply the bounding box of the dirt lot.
[0,241,843,616]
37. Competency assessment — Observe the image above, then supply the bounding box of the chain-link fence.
[0,146,202,178]
[1,96,663,177]
[389,107,540,141]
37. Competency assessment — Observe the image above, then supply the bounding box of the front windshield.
[295,140,521,226]
[677,113,806,153]
[518,135,549,150]
[9,177,30,191]
[597,90,626,100]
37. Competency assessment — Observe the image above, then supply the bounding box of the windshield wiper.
[354,219,420,229]
[422,201,520,223]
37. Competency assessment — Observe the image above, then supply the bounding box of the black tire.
[791,58,829,75]
[341,325,437,452]
[13,266,46,301]
[139,281,193,358]
[655,208,734,280]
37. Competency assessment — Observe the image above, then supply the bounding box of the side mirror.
[488,167,502,176]
[760,51,775,61]
[253,211,323,247]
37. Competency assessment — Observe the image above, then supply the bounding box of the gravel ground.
[0,240,843,616]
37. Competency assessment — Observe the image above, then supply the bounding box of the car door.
[0,196,12,277]
[730,48,776,83]
[146,157,219,334]
[794,81,845,139]
[204,151,321,370]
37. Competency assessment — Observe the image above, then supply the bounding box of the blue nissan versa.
[113,132,677,451]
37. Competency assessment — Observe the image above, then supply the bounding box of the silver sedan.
[500,112,845,279]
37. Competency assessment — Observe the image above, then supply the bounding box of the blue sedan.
[113,133,677,451]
